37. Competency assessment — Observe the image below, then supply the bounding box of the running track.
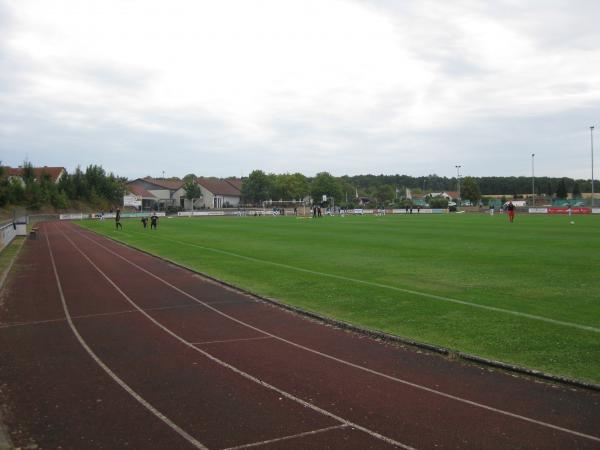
[1,221,599,449]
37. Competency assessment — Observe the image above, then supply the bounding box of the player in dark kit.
[115,208,122,230]
[150,213,158,230]
[506,201,515,223]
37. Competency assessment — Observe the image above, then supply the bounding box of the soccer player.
[506,201,515,223]
[115,208,122,230]
[150,213,158,230]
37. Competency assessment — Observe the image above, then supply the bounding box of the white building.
[174,178,242,210]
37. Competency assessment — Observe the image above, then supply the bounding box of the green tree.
[461,177,481,204]
[572,182,581,198]
[21,161,35,186]
[311,172,342,205]
[287,173,309,201]
[241,170,272,204]
[373,184,395,206]
[183,173,197,183]
[183,181,202,210]
[428,196,449,208]
[556,178,568,199]
[272,173,310,201]
[0,165,7,207]
[8,179,25,205]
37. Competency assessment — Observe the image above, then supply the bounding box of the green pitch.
[80,213,600,384]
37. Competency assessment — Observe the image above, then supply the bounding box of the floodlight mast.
[531,153,535,207]
[455,165,461,206]
[592,126,595,208]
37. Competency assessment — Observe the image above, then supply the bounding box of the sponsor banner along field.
[548,207,592,215]
[80,213,600,384]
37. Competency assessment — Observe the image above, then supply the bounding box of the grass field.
[80,213,600,384]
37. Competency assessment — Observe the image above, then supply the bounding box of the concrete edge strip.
[81,225,600,393]
[0,237,26,292]
[0,236,26,450]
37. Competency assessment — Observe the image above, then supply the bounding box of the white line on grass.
[73,226,600,443]
[62,226,413,449]
[149,235,600,334]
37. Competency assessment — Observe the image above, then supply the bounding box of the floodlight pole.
[455,165,461,206]
[591,126,595,208]
[531,153,535,207]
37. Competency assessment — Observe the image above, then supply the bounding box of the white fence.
[177,211,225,217]
[60,212,167,220]
[0,220,27,252]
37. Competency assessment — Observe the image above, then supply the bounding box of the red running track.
[0,221,599,449]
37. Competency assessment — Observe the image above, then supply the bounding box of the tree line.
[1,163,590,210]
[241,170,592,206]
[0,163,125,210]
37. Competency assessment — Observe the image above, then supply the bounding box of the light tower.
[531,153,535,207]
[591,126,595,208]
[455,165,461,206]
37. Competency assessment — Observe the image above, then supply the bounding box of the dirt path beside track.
[1,221,599,449]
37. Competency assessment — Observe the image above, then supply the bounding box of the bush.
[428,197,449,208]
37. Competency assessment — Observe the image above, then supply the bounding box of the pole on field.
[531,153,535,207]
[591,126,595,208]
[455,165,461,207]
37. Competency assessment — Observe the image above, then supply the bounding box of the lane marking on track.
[73,225,600,443]
[0,303,199,330]
[192,336,274,346]
[142,233,599,333]
[222,424,348,450]
[45,228,209,450]
[62,225,413,449]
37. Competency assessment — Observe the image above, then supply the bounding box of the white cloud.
[1,0,600,178]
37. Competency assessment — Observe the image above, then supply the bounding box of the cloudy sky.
[1,0,600,180]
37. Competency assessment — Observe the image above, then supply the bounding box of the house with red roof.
[173,178,242,209]
[3,166,66,186]
[125,177,184,210]
[126,176,243,210]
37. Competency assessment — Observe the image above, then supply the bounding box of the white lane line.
[152,234,599,333]
[63,227,413,449]
[0,303,199,330]
[192,336,274,346]
[74,226,600,443]
[222,424,348,450]
[45,228,209,450]
[0,317,67,329]
[0,310,139,329]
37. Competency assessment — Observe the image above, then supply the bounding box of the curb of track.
[89,229,600,393]
[0,237,25,450]
[0,236,26,293]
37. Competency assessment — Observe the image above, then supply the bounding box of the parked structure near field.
[126,176,243,210]
[174,178,242,209]
[125,177,184,211]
